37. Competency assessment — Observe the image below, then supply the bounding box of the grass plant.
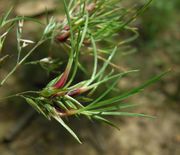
[0,0,168,143]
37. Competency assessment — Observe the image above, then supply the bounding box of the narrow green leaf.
[90,71,169,109]
[62,0,75,49]
[94,103,140,112]
[100,111,154,118]
[94,46,117,80]
[0,7,13,26]
[65,95,84,108]
[65,100,77,109]
[0,55,9,66]
[6,16,44,25]
[88,70,138,90]
[56,100,68,111]
[85,36,98,86]
[25,97,46,117]
[82,79,119,111]
[54,116,82,143]
[93,115,120,130]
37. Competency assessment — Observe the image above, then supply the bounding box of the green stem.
[0,40,44,86]
[0,90,39,101]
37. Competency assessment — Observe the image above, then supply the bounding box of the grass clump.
[0,0,167,143]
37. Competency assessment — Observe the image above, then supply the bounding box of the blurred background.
[0,0,179,155]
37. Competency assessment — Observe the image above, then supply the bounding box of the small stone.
[15,0,56,17]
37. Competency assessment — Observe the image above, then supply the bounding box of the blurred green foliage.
[141,0,180,40]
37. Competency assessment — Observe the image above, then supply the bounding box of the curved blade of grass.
[65,13,89,87]
[5,16,44,26]
[88,71,169,109]
[0,55,9,65]
[87,70,138,90]
[25,97,47,118]
[93,103,140,112]
[54,115,82,144]
[64,95,84,108]
[62,0,75,49]
[85,35,98,86]
[121,0,153,29]
[56,100,68,111]
[93,115,120,130]
[94,46,117,80]
[118,27,139,46]
[0,7,13,26]
[80,79,119,111]
[99,111,154,118]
